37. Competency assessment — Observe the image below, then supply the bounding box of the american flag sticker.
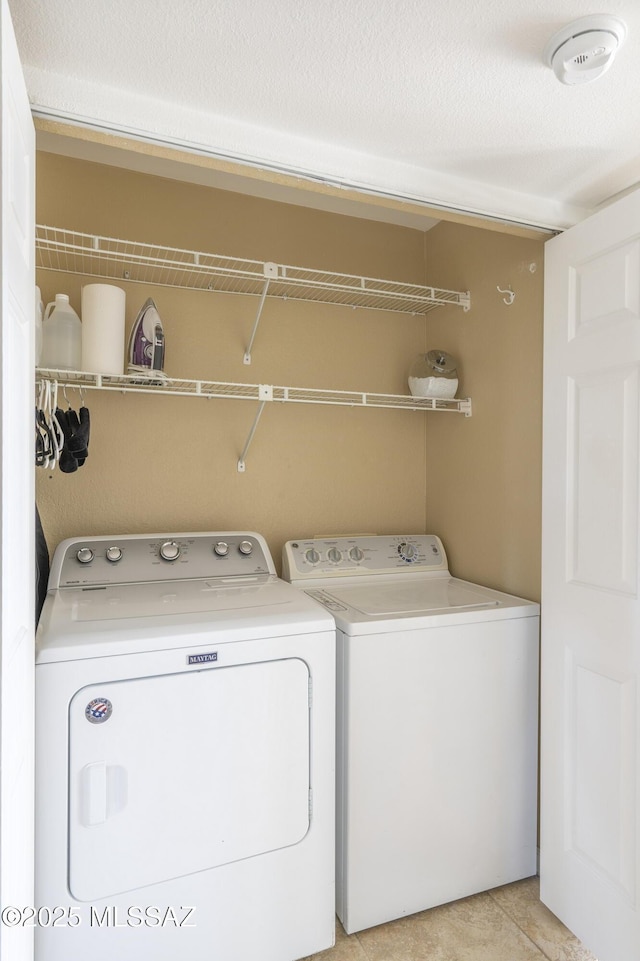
[85,698,113,724]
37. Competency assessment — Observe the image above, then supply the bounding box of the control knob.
[238,540,253,555]
[105,546,123,563]
[305,548,321,565]
[349,546,364,563]
[327,547,342,564]
[214,541,229,557]
[397,542,418,562]
[159,541,181,562]
[76,547,94,564]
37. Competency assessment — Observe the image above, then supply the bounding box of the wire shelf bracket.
[243,264,278,365]
[237,386,273,472]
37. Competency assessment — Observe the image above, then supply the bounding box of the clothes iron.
[127,298,166,377]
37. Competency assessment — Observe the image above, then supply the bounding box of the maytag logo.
[188,651,218,665]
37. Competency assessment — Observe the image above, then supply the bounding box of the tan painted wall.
[36,154,545,592]
[423,222,545,601]
[35,153,431,570]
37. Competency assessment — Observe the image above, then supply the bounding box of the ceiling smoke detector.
[543,14,627,85]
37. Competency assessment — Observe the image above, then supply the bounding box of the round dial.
[214,541,229,557]
[327,547,342,564]
[397,542,418,562]
[238,540,253,555]
[76,547,94,564]
[159,541,181,562]
[305,548,321,565]
[349,546,364,563]
[105,546,123,563]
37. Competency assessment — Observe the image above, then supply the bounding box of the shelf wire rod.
[243,278,271,365]
[237,400,268,472]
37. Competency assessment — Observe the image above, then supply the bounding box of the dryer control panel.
[50,531,275,588]
[282,534,448,580]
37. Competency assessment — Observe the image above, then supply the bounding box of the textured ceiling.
[8,0,640,228]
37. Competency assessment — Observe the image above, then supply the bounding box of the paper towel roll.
[81,284,126,375]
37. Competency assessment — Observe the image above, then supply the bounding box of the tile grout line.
[353,928,375,960]
[350,894,548,961]
[487,887,554,961]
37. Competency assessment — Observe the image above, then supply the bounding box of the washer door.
[68,658,310,901]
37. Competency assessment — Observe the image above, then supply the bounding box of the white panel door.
[0,2,35,960]
[69,658,311,902]
[542,188,640,961]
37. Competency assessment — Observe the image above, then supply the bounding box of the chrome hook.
[497,285,515,306]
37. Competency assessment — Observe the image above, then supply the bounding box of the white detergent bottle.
[41,293,82,370]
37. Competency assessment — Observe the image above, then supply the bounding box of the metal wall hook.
[497,285,515,306]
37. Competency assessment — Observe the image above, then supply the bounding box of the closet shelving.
[36,225,471,363]
[36,225,472,468]
[35,367,472,413]
[36,368,473,471]
[36,225,471,313]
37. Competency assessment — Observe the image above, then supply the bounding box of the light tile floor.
[302,877,597,961]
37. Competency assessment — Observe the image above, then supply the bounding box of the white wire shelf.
[37,368,472,470]
[35,225,471,317]
[36,368,472,413]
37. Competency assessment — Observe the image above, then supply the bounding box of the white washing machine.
[283,533,540,935]
[35,531,336,961]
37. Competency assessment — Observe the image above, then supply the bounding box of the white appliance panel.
[338,618,539,933]
[283,534,539,935]
[69,658,310,901]
[36,532,336,961]
[51,531,275,588]
[282,534,448,579]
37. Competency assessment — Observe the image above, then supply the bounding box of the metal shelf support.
[243,263,278,365]
[237,386,273,472]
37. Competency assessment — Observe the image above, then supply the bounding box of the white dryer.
[35,531,336,961]
[283,533,540,935]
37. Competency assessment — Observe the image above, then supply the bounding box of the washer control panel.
[282,534,448,580]
[52,532,273,588]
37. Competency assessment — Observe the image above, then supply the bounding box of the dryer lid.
[57,574,287,622]
[36,575,334,663]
